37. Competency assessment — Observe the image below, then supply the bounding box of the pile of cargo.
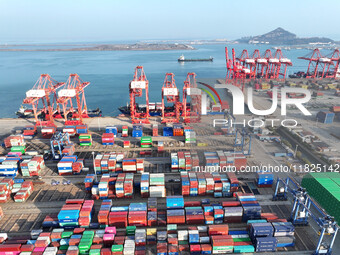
[302,172,340,223]
[140,136,152,148]
[249,221,295,251]
[171,151,199,172]
[3,134,25,148]
[316,111,335,124]
[79,133,92,146]
[22,125,37,139]
[105,126,118,136]
[163,126,173,136]
[121,126,128,137]
[180,172,239,197]
[76,124,88,134]
[102,133,114,145]
[173,124,184,136]
[89,173,134,199]
[184,127,196,144]
[41,126,57,139]
[0,178,13,203]
[0,156,20,177]
[58,199,94,228]
[62,143,76,156]
[20,156,45,176]
[57,155,83,175]
[256,171,274,187]
[13,180,34,202]
[93,153,144,173]
[132,125,143,137]
[140,173,166,198]
[236,193,262,221]
[204,151,247,170]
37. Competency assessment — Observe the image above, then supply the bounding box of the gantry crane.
[129,66,150,124]
[22,74,65,127]
[57,74,90,125]
[236,49,257,79]
[273,177,339,255]
[298,49,333,79]
[273,49,293,80]
[325,49,340,79]
[225,47,255,81]
[161,73,180,123]
[182,72,202,123]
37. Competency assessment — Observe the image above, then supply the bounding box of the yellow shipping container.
[301,85,308,89]
[147,228,157,236]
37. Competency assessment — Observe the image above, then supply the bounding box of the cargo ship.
[119,102,190,116]
[16,105,102,118]
[178,55,213,62]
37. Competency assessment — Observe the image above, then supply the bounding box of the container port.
[1,9,340,255]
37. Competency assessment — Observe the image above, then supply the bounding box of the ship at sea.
[16,105,102,118]
[178,55,213,62]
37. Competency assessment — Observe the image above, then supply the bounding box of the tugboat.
[178,55,213,62]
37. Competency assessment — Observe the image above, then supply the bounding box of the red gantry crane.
[57,74,90,124]
[161,73,181,123]
[298,49,333,79]
[325,49,340,79]
[273,49,293,80]
[23,74,65,127]
[182,72,202,123]
[129,66,150,124]
[226,47,255,81]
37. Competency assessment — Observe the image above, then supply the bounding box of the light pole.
[294,144,299,158]
[92,151,97,182]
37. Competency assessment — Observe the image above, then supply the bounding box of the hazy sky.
[1,0,339,43]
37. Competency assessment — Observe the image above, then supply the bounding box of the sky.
[1,0,339,43]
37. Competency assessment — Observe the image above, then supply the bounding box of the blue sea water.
[0,44,326,118]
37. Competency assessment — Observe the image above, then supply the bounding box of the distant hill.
[237,27,334,45]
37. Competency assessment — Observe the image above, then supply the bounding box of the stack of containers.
[208,225,233,254]
[63,125,77,136]
[4,134,25,148]
[109,207,128,228]
[57,155,78,175]
[149,173,166,197]
[122,126,128,137]
[58,199,83,227]
[163,126,173,136]
[10,145,26,155]
[98,174,109,199]
[140,136,152,148]
[178,152,185,171]
[189,172,198,196]
[0,158,19,177]
[212,173,223,197]
[13,181,33,202]
[123,141,130,148]
[214,206,224,224]
[115,173,134,198]
[84,174,95,192]
[224,205,243,223]
[105,126,118,136]
[98,199,112,227]
[185,130,196,144]
[79,200,94,228]
[72,159,84,174]
[227,172,239,192]
[128,203,147,227]
[166,196,185,224]
[173,124,184,136]
[0,178,13,203]
[186,207,204,224]
[132,125,143,137]
[41,126,57,138]
[23,125,37,139]
[237,193,261,221]
[316,111,335,124]
[102,133,114,145]
[79,133,92,146]
[256,172,274,187]
[184,151,192,170]
[171,153,179,172]
[197,173,206,196]
[249,222,276,252]
[191,151,200,169]
[152,124,158,137]
[272,222,295,247]
[229,229,254,253]
[140,173,150,198]
[62,144,75,156]
[76,124,88,134]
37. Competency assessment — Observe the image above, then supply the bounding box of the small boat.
[178,55,213,62]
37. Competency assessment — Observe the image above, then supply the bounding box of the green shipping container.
[61,231,73,238]
[234,245,255,253]
[111,245,124,252]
